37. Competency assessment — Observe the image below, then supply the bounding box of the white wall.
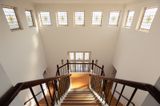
[0,0,47,105]
[113,0,160,105]
[35,4,124,76]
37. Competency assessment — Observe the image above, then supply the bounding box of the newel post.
[56,65,60,76]
[91,60,94,71]
[101,65,104,76]
[67,60,70,74]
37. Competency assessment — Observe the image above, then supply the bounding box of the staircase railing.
[0,74,70,106]
[56,60,105,76]
[90,74,160,106]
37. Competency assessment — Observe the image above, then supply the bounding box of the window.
[140,8,158,30]
[92,12,102,25]
[109,11,120,26]
[57,12,68,26]
[39,12,51,26]
[125,11,135,27]
[25,10,34,27]
[75,12,84,25]
[68,51,91,72]
[3,7,20,30]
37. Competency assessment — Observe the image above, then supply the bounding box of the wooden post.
[67,60,69,74]
[91,60,94,71]
[56,65,60,76]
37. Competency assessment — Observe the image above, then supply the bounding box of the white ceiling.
[28,0,141,4]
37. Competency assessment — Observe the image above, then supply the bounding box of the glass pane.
[25,10,34,27]
[69,52,74,60]
[75,12,84,25]
[109,11,120,26]
[76,52,83,60]
[3,8,20,29]
[84,52,90,60]
[140,8,158,30]
[57,12,68,25]
[40,12,51,25]
[125,11,135,27]
[92,12,102,25]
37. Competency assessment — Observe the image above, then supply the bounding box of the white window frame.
[108,11,120,26]
[92,11,102,26]
[139,7,158,31]
[39,11,52,26]
[3,6,21,30]
[74,11,85,26]
[125,10,135,28]
[25,10,35,27]
[56,11,68,26]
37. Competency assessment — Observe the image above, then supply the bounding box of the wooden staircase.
[61,88,102,106]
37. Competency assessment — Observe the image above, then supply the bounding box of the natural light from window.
[39,12,51,26]
[57,12,68,26]
[3,7,20,30]
[125,11,135,27]
[25,10,34,27]
[92,12,102,25]
[75,12,84,25]
[140,8,158,30]
[109,11,120,26]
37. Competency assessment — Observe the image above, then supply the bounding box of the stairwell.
[61,88,102,106]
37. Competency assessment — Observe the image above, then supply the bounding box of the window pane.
[25,10,34,27]
[125,11,135,27]
[69,52,74,60]
[92,12,102,25]
[3,7,20,30]
[40,12,51,26]
[84,52,90,60]
[75,12,84,25]
[109,11,120,26]
[76,52,83,60]
[140,8,158,30]
[57,12,68,25]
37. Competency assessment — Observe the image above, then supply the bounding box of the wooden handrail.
[0,74,71,106]
[90,74,160,105]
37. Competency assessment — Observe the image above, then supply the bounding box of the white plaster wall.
[0,0,47,105]
[35,4,124,76]
[113,0,160,105]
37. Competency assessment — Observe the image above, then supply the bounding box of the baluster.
[126,88,137,106]
[109,82,118,106]
[46,82,54,103]
[57,65,60,76]
[29,87,40,106]
[40,84,49,106]
[116,84,125,106]
[67,60,69,74]
[91,60,94,72]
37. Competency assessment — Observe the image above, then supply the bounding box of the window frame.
[3,6,21,30]
[74,11,85,26]
[125,10,135,28]
[92,11,103,26]
[25,10,35,27]
[56,11,68,26]
[39,11,52,26]
[108,11,120,26]
[139,7,158,31]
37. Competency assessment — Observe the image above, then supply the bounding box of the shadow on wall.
[142,76,160,106]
